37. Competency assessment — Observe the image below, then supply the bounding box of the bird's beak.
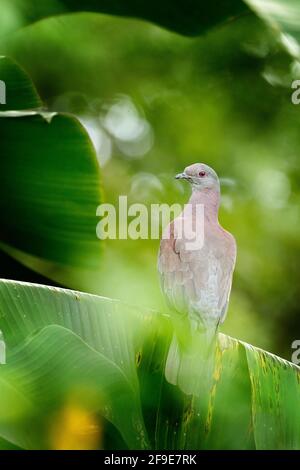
[175,172,188,180]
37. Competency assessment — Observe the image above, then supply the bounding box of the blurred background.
[1,10,300,360]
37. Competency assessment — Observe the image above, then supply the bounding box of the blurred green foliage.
[2,12,299,359]
[1,0,300,451]
[0,279,299,450]
[0,0,250,37]
[0,7,300,358]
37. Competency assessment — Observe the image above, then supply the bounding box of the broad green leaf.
[0,436,22,450]
[5,1,300,59]
[0,56,102,287]
[0,325,149,449]
[138,326,255,449]
[0,279,149,448]
[245,0,300,59]
[0,279,300,449]
[244,342,300,449]
[0,56,41,110]
[0,280,138,386]
[0,112,101,269]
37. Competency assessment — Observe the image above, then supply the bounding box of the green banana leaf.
[0,56,102,288]
[3,0,249,37]
[0,325,148,449]
[4,1,300,60]
[246,0,300,59]
[0,56,41,110]
[0,279,299,450]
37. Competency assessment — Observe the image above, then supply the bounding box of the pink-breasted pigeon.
[158,163,236,391]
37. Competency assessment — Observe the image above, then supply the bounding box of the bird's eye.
[199,171,206,177]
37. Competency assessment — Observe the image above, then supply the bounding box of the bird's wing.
[158,220,190,313]
[158,219,207,314]
[217,234,237,324]
[159,221,236,326]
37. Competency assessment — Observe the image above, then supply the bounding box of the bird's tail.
[165,326,217,395]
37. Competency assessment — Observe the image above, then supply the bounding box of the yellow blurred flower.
[50,404,101,450]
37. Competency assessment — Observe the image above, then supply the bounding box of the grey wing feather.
[159,222,237,326]
[217,237,237,324]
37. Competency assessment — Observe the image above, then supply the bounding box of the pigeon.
[158,163,236,391]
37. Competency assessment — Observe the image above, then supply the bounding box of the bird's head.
[175,163,220,192]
